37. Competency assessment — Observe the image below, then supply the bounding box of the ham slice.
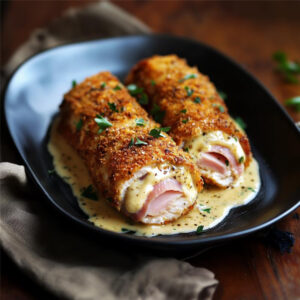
[198,145,244,176]
[133,178,183,221]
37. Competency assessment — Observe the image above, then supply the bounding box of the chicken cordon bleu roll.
[58,72,203,224]
[126,55,252,188]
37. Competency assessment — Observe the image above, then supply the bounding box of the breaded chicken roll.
[126,55,252,187]
[59,72,203,224]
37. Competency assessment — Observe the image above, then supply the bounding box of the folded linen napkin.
[1,2,218,299]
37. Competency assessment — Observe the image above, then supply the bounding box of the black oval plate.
[4,35,300,252]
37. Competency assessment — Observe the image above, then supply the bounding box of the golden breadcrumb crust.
[58,72,203,214]
[125,55,252,172]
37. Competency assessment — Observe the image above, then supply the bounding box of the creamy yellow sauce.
[48,119,261,237]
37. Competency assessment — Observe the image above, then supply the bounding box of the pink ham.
[198,145,244,176]
[132,178,183,221]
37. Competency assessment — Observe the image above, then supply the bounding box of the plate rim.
[3,33,300,248]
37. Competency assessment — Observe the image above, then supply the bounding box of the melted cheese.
[48,119,261,237]
[123,164,196,214]
[185,130,245,162]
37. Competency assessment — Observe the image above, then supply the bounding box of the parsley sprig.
[81,185,98,201]
[135,118,146,126]
[94,114,112,134]
[108,102,118,112]
[184,86,194,97]
[129,137,148,147]
[272,51,300,84]
[285,96,300,112]
[149,127,171,138]
[76,119,83,131]
[127,84,149,105]
[179,73,197,83]
[151,104,165,123]
[235,117,247,130]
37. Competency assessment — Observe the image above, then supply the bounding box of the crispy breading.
[125,55,252,169]
[59,72,203,216]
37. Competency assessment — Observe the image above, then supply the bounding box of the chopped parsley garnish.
[196,225,204,234]
[129,137,148,147]
[248,187,256,192]
[285,96,300,111]
[94,114,112,134]
[194,97,201,103]
[239,156,245,164]
[127,84,148,105]
[218,90,227,100]
[76,119,83,131]
[48,169,55,175]
[121,228,136,234]
[151,103,165,123]
[72,80,77,88]
[272,51,300,84]
[182,119,189,124]
[135,118,146,126]
[151,80,156,86]
[235,117,247,130]
[113,84,122,91]
[180,109,187,114]
[81,185,98,201]
[135,137,148,146]
[184,86,194,97]
[108,102,118,112]
[149,127,170,138]
[233,136,238,142]
[129,138,134,147]
[203,208,211,213]
[179,73,197,83]
[100,82,106,88]
[218,105,225,113]
[183,147,189,152]
[127,84,144,95]
[225,160,229,166]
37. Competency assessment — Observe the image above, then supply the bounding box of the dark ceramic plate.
[4,35,300,252]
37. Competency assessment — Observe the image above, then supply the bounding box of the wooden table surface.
[1,1,299,299]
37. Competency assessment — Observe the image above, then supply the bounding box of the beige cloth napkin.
[1,2,218,299]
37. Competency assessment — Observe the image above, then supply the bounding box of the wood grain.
[1,1,299,299]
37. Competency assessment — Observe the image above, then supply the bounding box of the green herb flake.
[248,187,256,192]
[135,137,148,146]
[100,82,106,89]
[219,105,225,113]
[218,90,227,100]
[183,147,189,152]
[285,96,300,112]
[235,117,247,130]
[184,86,194,97]
[272,51,300,84]
[94,114,112,134]
[81,185,98,201]
[179,73,197,83]
[182,119,189,124]
[239,156,245,164]
[129,138,134,147]
[121,228,136,234]
[150,80,156,86]
[194,97,201,104]
[138,93,149,105]
[108,102,118,112]
[196,225,204,234]
[225,160,229,166]
[151,104,165,123]
[76,119,83,131]
[180,109,187,114]
[149,128,164,139]
[203,208,211,213]
[127,84,144,95]
[72,80,77,88]
[113,85,122,91]
[135,118,146,126]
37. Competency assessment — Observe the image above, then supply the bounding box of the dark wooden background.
[1,1,299,299]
